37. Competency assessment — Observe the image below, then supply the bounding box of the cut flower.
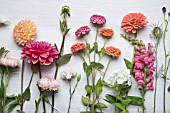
[105,46,121,57]
[21,41,59,65]
[61,68,77,80]
[100,28,114,38]
[75,26,91,38]
[71,42,86,53]
[90,14,106,25]
[0,58,20,68]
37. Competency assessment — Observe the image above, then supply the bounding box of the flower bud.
[168,86,170,92]
[77,75,81,81]
[168,12,170,17]
[153,27,162,38]
[31,63,39,73]
[162,7,166,13]
[62,6,70,14]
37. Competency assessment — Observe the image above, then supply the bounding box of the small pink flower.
[90,14,106,25]
[134,62,143,69]
[61,68,77,80]
[146,82,154,90]
[138,80,145,86]
[71,42,86,53]
[21,41,59,65]
[0,58,20,68]
[135,72,144,81]
[75,26,91,38]
[146,75,154,82]
[37,76,59,91]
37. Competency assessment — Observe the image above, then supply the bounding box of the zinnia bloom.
[61,68,77,80]
[121,13,147,33]
[37,76,59,91]
[71,42,86,53]
[75,26,91,38]
[105,46,121,57]
[21,41,59,65]
[100,28,114,38]
[0,58,20,68]
[13,20,37,46]
[90,14,106,25]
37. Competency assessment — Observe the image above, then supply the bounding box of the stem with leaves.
[20,60,25,111]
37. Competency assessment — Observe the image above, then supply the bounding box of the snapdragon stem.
[20,60,25,111]
[39,65,46,113]
[154,48,158,113]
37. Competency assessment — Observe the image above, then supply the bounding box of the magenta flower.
[90,14,106,25]
[37,76,60,91]
[21,41,59,65]
[75,26,91,38]
[133,42,155,90]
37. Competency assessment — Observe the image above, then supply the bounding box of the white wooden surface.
[0,0,170,113]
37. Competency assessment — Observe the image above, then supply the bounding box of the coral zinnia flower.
[90,14,106,25]
[0,58,20,68]
[121,13,147,33]
[75,26,91,38]
[13,20,37,46]
[105,46,121,57]
[100,28,114,38]
[38,76,60,91]
[71,42,86,53]
[21,41,59,65]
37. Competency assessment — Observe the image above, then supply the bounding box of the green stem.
[141,89,146,113]
[154,49,158,113]
[28,72,34,88]
[79,52,86,63]
[20,60,25,111]
[68,81,72,113]
[94,26,99,62]
[102,58,111,80]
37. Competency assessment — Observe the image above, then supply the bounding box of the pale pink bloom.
[0,58,20,68]
[138,80,145,86]
[21,41,59,65]
[146,82,154,90]
[90,14,106,25]
[37,76,59,91]
[61,68,77,80]
[75,26,91,38]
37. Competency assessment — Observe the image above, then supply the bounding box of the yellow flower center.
[130,18,138,24]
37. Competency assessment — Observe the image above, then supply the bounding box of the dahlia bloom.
[133,43,155,90]
[100,28,114,38]
[21,41,59,65]
[61,68,77,80]
[37,76,59,91]
[75,26,91,38]
[121,13,147,33]
[0,58,20,68]
[105,46,121,57]
[109,68,132,86]
[13,20,37,46]
[71,42,86,53]
[90,14,106,25]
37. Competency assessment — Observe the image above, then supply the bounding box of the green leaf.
[56,54,72,67]
[85,85,92,96]
[35,97,43,113]
[86,43,91,51]
[122,99,132,106]
[6,95,17,105]
[85,65,92,76]
[94,42,98,53]
[16,110,25,113]
[96,78,103,98]
[0,79,4,99]
[114,103,126,111]
[6,100,19,113]
[0,102,3,113]
[22,87,31,101]
[81,96,92,106]
[120,85,131,95]
[90,46,95,53]
[105,94,117,104]
[80,111,100,113]
[123,58,132,70]
[59,20,65,34]
[0,47,9,58]
[119,110,129,113]
[44,96,49,103]
[100,47,105,56]
[90,62,104,69]
[126,96,143,106]
[83,62,87,72]
[95,102,107,108]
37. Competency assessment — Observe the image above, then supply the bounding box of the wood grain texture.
[0,0,170,112]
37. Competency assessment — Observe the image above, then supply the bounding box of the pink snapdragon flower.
[21,41,59,65]
[0,58,20,68]
[90,14,106,25]
[133,42,155,90]
[37,76,59,91]
[75,26,91,38]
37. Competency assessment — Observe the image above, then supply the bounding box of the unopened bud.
[77,75,81,81]
[62,6,70,14]
[153,27,162,38]
[162,7,166,13]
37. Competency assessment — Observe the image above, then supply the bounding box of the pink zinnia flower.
[90,14,106,25]
[0,58,20,68]
[37,76,59,91]
[121,13,147,33]
[71,42,86,53]
[21,41,59,65]
[75,26,91,38]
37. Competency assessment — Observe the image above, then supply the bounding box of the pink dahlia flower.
[37,76,59,91]
[21,41,59,65]
[75,26,91,38]
[90,14,106,25]
[0,58,20,68]
[121,13,147,33]
[71,42,86,53]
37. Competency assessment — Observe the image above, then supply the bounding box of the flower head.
[37,76,59,91]
[121,13,147,33]
[62,6,70,15]
[90,14,106,25]
[0,58,20,68]
[61,68,77,80]
[100,28,114,38]
[13,20,37,46]
[109,68,132,86]
[21,41,59,65]
[75,26,91,38]
[71,42,86,53]
[105,46,121,57]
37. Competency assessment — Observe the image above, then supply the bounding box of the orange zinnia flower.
[100,28,114,38]
[121,13,147,33]
[105,46,121,57]
[13,20,37,46]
